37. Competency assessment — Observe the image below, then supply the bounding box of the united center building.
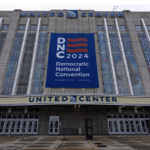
[0,9,150,135]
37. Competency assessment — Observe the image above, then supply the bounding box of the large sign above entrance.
[0,95,150,106]
[20,11,124,18]
[46,33,99,88]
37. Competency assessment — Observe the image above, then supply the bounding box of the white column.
[115,18,134,95]
[141,18,150,42]
[27,18,41,94]
[0,18,3,30]
[11,18,30,95]
[104,18,119,95]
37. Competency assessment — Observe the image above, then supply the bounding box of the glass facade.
[31,32,48,94]
[109,33,129,94]
[0,25,9,56]
[16,30,36,94]
[119,25,127,31]
[135,26,143,31]
[98,32,114,94]
[29,25,37,31]
[1,32,24,95]
[97,25,104,31]
[138,33,150,73]
[41,25,48,31]
[146,26,150,31]
[17,25,26,31]
[121,33,144,94]
[108,26,115,31]
[0,19,150,96]
[1,25,9,31]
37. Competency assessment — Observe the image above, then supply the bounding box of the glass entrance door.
[108,120,113,134]
[140,120,148,134]
[4,120,11,134]
[15,120,22,134]
[0,120,5,134]
[27,120,33,134]
[107,114,150,135]
[49,118,59,134]
[32,120,38,134]
[135,120,141,134]
[129,120,136,134]
[10,120,16,134]
[27,120,38,134]
[118,120,125,134]
[124,120,130,134]
[113,120,119,134]
[0,117,39,135]
[21,120,27,134]
[107,119,119,134]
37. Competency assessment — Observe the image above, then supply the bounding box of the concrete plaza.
[0,135,150,150]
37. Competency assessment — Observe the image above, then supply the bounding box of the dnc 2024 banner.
[46,33,99,88]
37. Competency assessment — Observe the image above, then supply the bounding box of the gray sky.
[0,0,150,11]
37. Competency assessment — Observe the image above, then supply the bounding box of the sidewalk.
[0,135,150,150]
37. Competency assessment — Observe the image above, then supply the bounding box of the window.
[17,25,26,31]
[1,25,9,31]
[41,25,48,30]
[135,25,143,31]
[108,25,115,31]
[97,25,104,31]
[119,25,127,31]
[0,108,8,112]
[13,108,24,113]
[29,108,40,112]
[29,25,37,31]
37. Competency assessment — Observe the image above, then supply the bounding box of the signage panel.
[46,33,99,88]
[67,10,78,18]
[0,96,150,106]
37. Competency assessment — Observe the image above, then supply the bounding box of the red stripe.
[67,38,87,42]
[67,49,88,53]
[67,43,88,47]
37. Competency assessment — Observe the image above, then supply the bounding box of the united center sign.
[0,95,150,106]
[20,11,124,18]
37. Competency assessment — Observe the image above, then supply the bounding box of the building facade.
[0,9,150,135]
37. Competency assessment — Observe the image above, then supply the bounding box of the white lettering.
[56,51,65,58]
[57,38,65,44]
[57,44,65,51]
[56,62,60,66]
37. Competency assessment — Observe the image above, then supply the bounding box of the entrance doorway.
[85,119,93,140]
[0,119,39,134]
[49,116,59,134]
[107,114,150,134]
[0,114,39,135]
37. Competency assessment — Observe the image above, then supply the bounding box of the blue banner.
[46,33,99,88]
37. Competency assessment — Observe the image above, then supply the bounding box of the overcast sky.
[0,0,150,11]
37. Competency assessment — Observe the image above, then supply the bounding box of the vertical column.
[115,18,134,95]
[104,18,119,95]
[27,18,41,94]
[141,18,150,42]
[0,18,3,29]
[11,18,30,95]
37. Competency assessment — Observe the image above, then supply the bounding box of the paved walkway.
[0,135,150,150]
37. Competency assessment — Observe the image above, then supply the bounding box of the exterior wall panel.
[0,9,150,96]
